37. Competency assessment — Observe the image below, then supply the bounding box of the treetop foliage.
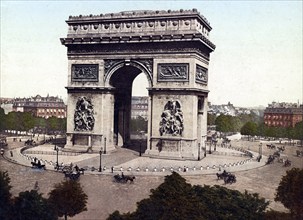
[275,168,303,219]
[48,180,88,220]
[108,172,269,220]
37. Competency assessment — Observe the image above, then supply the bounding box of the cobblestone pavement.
[1,136,302,220]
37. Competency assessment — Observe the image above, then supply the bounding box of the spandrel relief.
[157,63,189,81]
[159,100,184,136]
[71,64,99,82]
[74,97,95,131]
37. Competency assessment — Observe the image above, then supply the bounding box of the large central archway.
[106,60,152,147]
[61,9,215,159]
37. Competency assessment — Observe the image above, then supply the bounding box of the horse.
[216,170,229,180]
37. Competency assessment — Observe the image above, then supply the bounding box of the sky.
[0,0,302,107]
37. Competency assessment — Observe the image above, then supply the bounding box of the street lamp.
[54,146,59,169]
[99,148,103,172]
[204,141,207,157]
[259,143,262,157]
[139,131,144,157]
[104,137,107,154]
[198,143,201,161]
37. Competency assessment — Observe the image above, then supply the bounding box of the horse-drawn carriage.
[113,173,135,183]
[63,170,81,181]
[31,158,46,170]
[266,155,275,165]
[296,150,303,157]
[216,170,236,184]
[266,144,276,149]
[25,139,36,146]
[283,159,291,167]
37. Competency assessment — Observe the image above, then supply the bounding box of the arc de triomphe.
[60,9,215,159]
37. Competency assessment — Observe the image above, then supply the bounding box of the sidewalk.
[3,141,267,176]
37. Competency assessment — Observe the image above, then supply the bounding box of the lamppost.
[198,143,201,161]
[99,148,103,172]
[139,131,144,157]
[204,141,207,157]
[104,137,107,154]
[54,146,59,169]
[259,143,262,157]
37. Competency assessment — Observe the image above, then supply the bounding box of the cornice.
[66,9,212,30]
[61,33,215,51]
[148,87,209,95]
[66,86,115,93]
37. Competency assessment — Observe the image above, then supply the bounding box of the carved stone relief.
[159,100,184,136]
[71,64,99,82]
[196,64,208,84]
[74,97,95,131]
[157,63,189,81]
[104,59,123,78]
[104,59,153,82]
[136,59,153,74]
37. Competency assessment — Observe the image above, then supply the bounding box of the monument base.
[145,136,198,160]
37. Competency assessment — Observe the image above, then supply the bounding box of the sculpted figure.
[159,100,184,136]
[74,97,95,131]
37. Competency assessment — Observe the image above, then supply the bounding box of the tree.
[0,171,13,220]
[0,108,5,131]
[13,190,57,220]
[275,168,303,219]
[21,112,35,133]
[294,121,303,146]
[207,113,216,126]
[241,121,258,140]
[130,116,147,133]
[108,172,269,220]
[48,180,88,220]
[215,115,232,132]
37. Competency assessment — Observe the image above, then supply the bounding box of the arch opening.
[109,65,149,150]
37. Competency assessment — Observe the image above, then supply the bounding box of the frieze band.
[71,64,99,82]
[157,63,189,81]
[195,64,208,84]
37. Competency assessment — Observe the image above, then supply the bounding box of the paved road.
[1,136,302,220]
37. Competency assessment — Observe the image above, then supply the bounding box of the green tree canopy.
[0,108,5,131]
[13,190,57,220]
[108,172,269,220]
[48,180,88,220]
[241,121,258,139]
[275,168,303,219]
[0,171,13,220]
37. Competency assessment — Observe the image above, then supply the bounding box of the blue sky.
[1,0,302,107]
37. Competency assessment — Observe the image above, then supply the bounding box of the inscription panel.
[161,139,180,152]
[72,64,99,82]
[196,64,208,84]
[157,63,189,81]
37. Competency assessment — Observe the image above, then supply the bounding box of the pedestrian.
[111,166,114,173]
[10,151,13,157]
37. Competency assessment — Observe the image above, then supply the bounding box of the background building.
[12,95,66,119]
[131,96,148,120]
[264,102,303,127]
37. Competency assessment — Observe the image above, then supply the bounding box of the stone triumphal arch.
[61,9,215,159]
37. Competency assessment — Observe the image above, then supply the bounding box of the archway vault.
[105,59,153,88]
[61,9,215,159]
